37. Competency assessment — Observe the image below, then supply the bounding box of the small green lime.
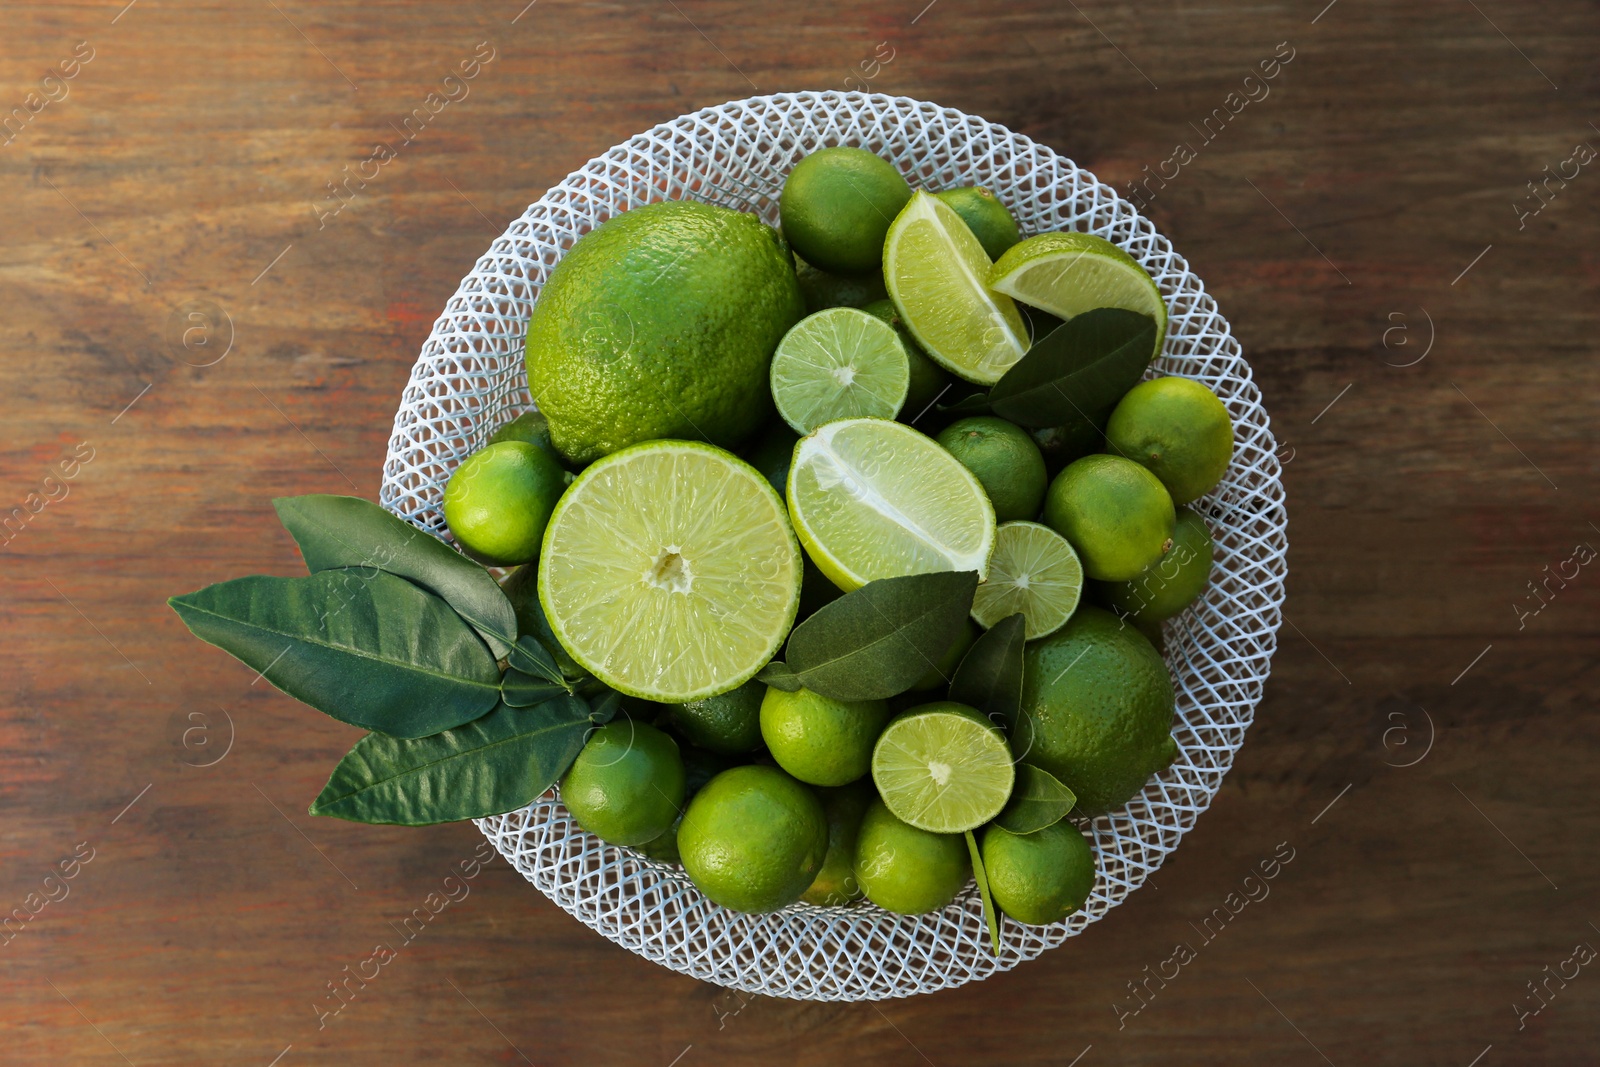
[1043,454,1175,581]
[443,441,569,566]
[981,821,1096,925]
[860,298,951,422]
[677,765,829,913]
[933,186,1023,262]
[1099,506,1214,624]
[1105,376,1234,505]
[910,618,978,691]
[781,147,912,274]
[663,679,765,755]
[760,686,891,787]
[854,797,970,915]
[800,780,874,906]
[937,416,1048,522]
[487,410,563,464]
[795,256,888,314]
[560,720,685,847]
[872,702,1014,834]
[1030,420,1103,477]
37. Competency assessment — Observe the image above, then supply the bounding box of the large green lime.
[1105,376,1234,505]
[525,201,804,465]
[760,686,891,787]
[854,797,970,915]
[936,415,1048,522]
[981,821,1096,925]
[560,720,685,847]
[442,441,568,566]
[1043,454,1175,581]
[677,765,828,913]
[781,147,912,275]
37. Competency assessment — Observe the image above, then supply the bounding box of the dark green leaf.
[501,668,569,707]
[937,392,991,418]
[948,613,1026,722]
[993,764,1077,835]
[169,571,501,738]
[500,565,587,680]
[308,696,591,825]
[965,829,1002,956]
[988,308,1157,430]
[785,571,980,701]
[586,688,622,724]
[507,634,565,684]
[274,495,517,658]
[755,661,803,692]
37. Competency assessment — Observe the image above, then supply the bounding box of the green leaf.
[169,571,501,738]
[274,495,517,658]
[785,571,980,701]
[507,634,565,685]
[992,764,1077,835]
[500,565,587,680]
[988,308,1157,430]
[965,829,1002,956]
[501,668,569,707]
[755,661,803,692]
[948,613,1026,722]
[937,392,992,418]
[586,688,622,724]
[308,696,591,825]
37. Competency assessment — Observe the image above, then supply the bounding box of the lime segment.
[971,521,1084,639]
[883,191,1029,385]
[787,417,996,591]
[770,308,910,434]
[538,440,801,702]
[988,232,1167,358]
[871,702,1015,833]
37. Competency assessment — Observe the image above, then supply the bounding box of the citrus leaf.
[308,696,591,825]
[169,571,501,738]
[785,571,979,701]
[948,613,1025,722]
[965,829,1002,956]
[501,668,569,707]
[988,308,1156,430]
[992,764,1076,835]
[274,495,517,658]
[500,565,588,681]
[756,660,803,692]
[507,634,565,685]
[586,688,623,724]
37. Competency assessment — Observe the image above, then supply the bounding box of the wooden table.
[3,1,1595,1063]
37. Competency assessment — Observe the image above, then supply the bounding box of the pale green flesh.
[771,308,910,434]
[971,521,1084,639]
[873,711,1015,833]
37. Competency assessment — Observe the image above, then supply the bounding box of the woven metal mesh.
[379,92,1287,1001]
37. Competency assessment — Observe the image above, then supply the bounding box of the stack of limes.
[436,145,1238,929]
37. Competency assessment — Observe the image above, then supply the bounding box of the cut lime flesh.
[971,521,1084,640]
[786,417,996,592]
[883,191,1029,386]
[872,705,1015,833]
[538,440,801,702]
[988,232,1167,355]
[771,308,909,434]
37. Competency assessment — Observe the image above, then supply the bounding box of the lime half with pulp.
[871,702,1015,833]
[971,521,1084,639]
[770,307,910,434]
[538,440,801,702]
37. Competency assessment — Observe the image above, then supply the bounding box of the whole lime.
[1012,606,1177,816]
[933,186,1023,262]
[795,256,888,314]
[526,201,804,465]
[780,147,912,275]
[760,686,891,786]
[487,410,562,463]
[981,821,1096,925]
[1099,506,1214,624]
[677,765,829,913]
[560,720,685,847]
[1105,376,1234,504]
[1043,454,1175,581]
[909,618,978,691]
[853,798,970,915]
[663,678,765,755]
[800,780,874,906]
[1029,419,1103,476]
[861,298,950,421]
[937,416,1049,522]
[442,441,569,566]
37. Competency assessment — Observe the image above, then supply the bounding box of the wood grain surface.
[2,1,1597,1064]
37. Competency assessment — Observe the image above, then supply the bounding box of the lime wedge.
[883,190,1030,385]
[988,232,1167,357]
[787,417,996,592]
[872,702,1015,833]
[971,521,1084,640]
[770,308,910,434]
[538,440,801,702]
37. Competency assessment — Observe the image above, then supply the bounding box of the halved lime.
[787,417,996,592]
[971,521,1084,639]
[538,440,801,702]
[770,308,910,434]
[988,232,1167,358]
[871,702,1015,834]
[883,191,1030,385]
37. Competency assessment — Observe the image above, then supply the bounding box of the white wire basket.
[379,91,1287,1002]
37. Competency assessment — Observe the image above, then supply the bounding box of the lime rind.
[988,232,1168,357]
[872,705,1015,834]
[971,521,1084,640]
[883,191,1030,385]
[786,417,997,592]
[770,308,910,434]
[538,440,801,702]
